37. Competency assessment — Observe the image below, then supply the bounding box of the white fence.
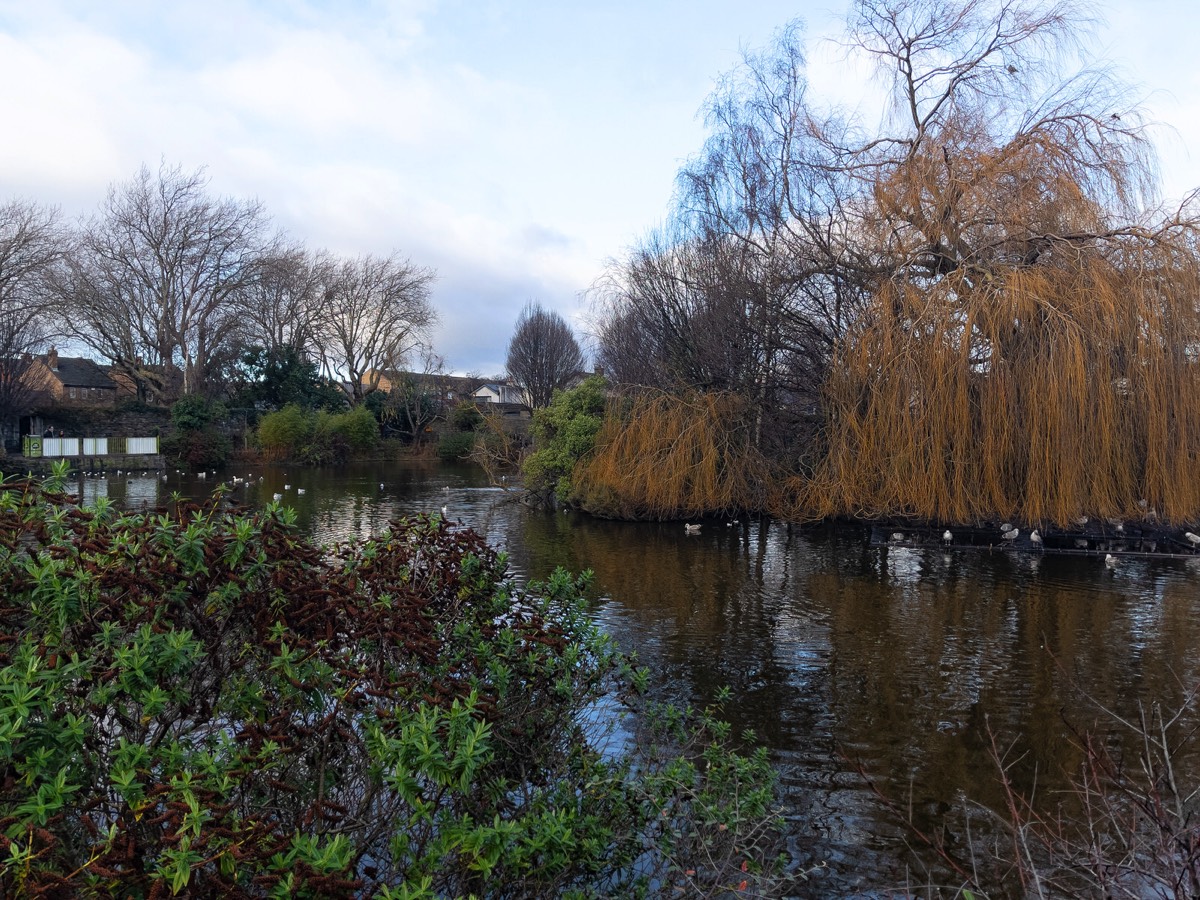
[24,435,160,458]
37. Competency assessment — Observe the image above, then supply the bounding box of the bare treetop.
[505,302,585,409]
[312,252,436,404]
[58,161,277,401]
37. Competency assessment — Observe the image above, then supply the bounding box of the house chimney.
[47,346,58,370]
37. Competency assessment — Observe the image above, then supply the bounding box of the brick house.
[25,347,120,407]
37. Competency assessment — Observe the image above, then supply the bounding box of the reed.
[798,250,1200,525]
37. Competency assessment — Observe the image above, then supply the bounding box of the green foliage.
[257,403,312,461]
[166,396,231,468]
[437,431,476,461]
[161,428,233,470]
[329,404,379,452]
[373,378,442,443]
[228,346,344,412]
[257,404,379,464]
[449,400,484,432]
[0,475,788,897]
[171,395,226,432]
[523,375,607,504]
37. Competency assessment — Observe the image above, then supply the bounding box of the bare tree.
[312,252,436,405]
[57,161,275,402]
[0,199,64,440]
[505,302,585,409]
[377,343,447,441]
[236,245,327,356]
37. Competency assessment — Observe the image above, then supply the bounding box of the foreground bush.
[0,468,788,897]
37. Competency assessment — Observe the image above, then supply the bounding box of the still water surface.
[74,459,1200,894]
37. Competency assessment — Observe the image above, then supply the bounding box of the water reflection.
[81,460,1200,893]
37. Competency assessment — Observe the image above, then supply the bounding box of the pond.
[67,458,1200,894]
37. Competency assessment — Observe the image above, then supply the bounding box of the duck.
[1105,553,1119,568]
[684,523,701,534]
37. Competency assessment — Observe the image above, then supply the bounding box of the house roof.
[44,356,118,389]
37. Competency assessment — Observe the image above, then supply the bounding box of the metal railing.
[22,435,160,458]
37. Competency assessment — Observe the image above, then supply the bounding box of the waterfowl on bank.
[1185,532,1200,551]
[1030,529,1042,549]
[942,530,952,545]
[1001,527,1019,543]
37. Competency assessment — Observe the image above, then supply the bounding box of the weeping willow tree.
[794,0,1200,524]
[797,251,1200,524]
[574,389,775,520]
[587,0,1200,524]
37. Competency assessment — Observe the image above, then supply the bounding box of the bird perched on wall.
[685,523,701,534]
[1185,532,1200,551]
[1030,529,1042,549]
[1001,527,1019,543]
[942,530,952,545]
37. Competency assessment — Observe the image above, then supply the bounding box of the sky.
[1,0,1198,377]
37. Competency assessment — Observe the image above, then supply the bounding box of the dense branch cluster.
[588,0,1200,524]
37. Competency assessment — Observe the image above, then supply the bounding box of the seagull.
[1030,529,1042,549]
[1074,516,1089,527]
[890,532,905,542]
[1000,522,1014,532]
[1074,538,1089,549]
[1001,527,1019,543]
[685,523,701,534]
[1105,553,1119,568]
[296,488,306,495]
[1185,532,1200,551]
[284,484,291,490]
[441,505,448,517]
[272,492,282,502]
[379,483,385,490]
[942,529,952,545]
